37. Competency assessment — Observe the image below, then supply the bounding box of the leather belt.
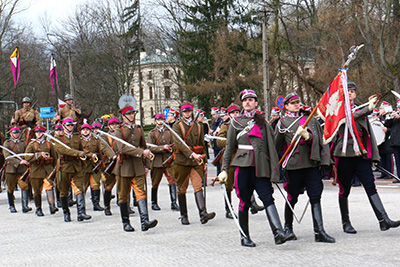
[238,144,253,150]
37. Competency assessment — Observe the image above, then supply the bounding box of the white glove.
[217,170,228,184]
[296,126,310,141]
[368,96,378,111]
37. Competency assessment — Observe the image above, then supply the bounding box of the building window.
[149,86,153,99]
[164,86,171,99]
[151,107,154,118]
[148,71,152,80]
[164,70,170,79]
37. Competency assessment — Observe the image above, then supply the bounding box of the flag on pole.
[317,69,365,155]
[10,48,20,88]
[50,55,60,95]
[58,99,66,108]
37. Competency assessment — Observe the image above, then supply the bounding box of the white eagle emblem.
[326,90,342,117]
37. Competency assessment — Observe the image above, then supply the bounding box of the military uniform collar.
[284,111,299,118]
[64,132,73,139]
[82,135,91,142]
[123,123,136,129]
[243,110,256,118]
[10,138,20,143]
[183,117,193,126]
[156,126,165,132]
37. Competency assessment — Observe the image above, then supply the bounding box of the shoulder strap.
[197,122,201,144]
[178,121,186,140]
[120,126,127,141]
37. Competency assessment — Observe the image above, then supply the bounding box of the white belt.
[238,144,254,150]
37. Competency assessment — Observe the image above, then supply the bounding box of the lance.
[162,122,204,165]
[97,130,154,161]
[43,133,87,160]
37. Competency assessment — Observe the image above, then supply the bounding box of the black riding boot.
[178,194,190,225]
[120,202,135,232]
[55,186,62,208]
[68,189,76,207]
[35,195,44,216]
[7,192,17,213]
[151,187,161,210]
[265,204,292,245]
[104,190,112,216]
[225,191,233,219]
[21,190,32,213]
[169,184,179,211]
[194,191,216,224]
[250,194,264,214]
[238,209,256,247]
[127,194,135,214]
[61,197,71,222]
[311,202,335,243]
[339,197,357,234]
[46,190,59,214]
[91,189,105,211]
[137,199,158,231]
[76,193,92,221]
[368,193,400,231]
[284,203,297,240]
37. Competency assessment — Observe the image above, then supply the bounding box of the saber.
[391,90,400,99]
[222,184,247,238]
[0,145,24,161]
[5,153,49,161]
[274,183,308,224]
[374,165,400,182]
[98,130,154,161]
[94,133,116,155]
[44,133,87,160]
[204,134,227,141]
[162,122,203,165]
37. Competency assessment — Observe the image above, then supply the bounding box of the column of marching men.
[2,87,400,247]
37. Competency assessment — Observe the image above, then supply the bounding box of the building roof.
[140,53,179,65]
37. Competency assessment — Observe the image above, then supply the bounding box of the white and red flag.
[50,55,60,95]
[317,69,365,154]
[10,48,20,88]
[58,98,66,108]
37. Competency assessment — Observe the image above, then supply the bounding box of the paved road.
[1,165,400,266]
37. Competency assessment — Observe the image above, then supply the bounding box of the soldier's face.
[81,128,91,136]
[55,129,62,136]
[35,131,44,139]
[182,110,193,119]
[348,89,356,101]
[166,115,175,123]
[22,102,30,108]
[109,123,118,131]
[212,114,219,120]
[242,97,258,112]
[229,111,240,118]
[285,100,300,112]
[123,112,136,124]
[155,118,165,126]
[221,114,229,121]
[64,124,74,133]
[66,100,73,105]
[11,132,20,139]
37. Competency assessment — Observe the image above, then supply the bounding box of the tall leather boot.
[46,190,59,214]
[151,187,161,210]
[55,186,62,208]
[127,194,135,214]
[68,189,76,207]
[265,204,293,245]
[250,194,264,214]
[225,191,233,219]
[311,202,335,243]
[137,199,158,231]
[238,209,256,247]
[61,196,71,222]
[169,184,179,211]
[76,193,92,221]
[91,189,105,211]
[368,193,400,231]
[21,190,32,213]
[284,203,297,240]
[104,190,112,216]
[339,197,357,234]
[120,202,135,232]
[178,194,190,225]
[8,192,17,213]
[34,195,44,216]
[194,191,216,224]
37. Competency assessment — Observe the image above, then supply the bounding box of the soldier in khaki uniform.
[53,94,81,123]
[25,126,59,216]
[172,104,215,225]
[114,105,157,232]
[147,114,179,211]
[2,127,31,213]
[99,118,120,216]
[80,123,104,211]
[10,97,42,129]
[54,118,92,222]
[216,104,240,219]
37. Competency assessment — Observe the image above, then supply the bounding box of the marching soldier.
[275,92,335,243]
[114,105,157,232]
[211,107,223,174]
[80,123,104,211]
[147,114,179,211]
[333,82,400,233]
[53,124,64,208]
[166,108,179,127]
[172,104,215,225]
[54,117,92,222]
[99,118,120,216]
[25,126,59,216]
[53,94,81,123]
[2,127,32,213]
[218,90,292,247]
[269,107,281,130]
[10,97,42,129]
[216,104,240,219]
